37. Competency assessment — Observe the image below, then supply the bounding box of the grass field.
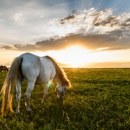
[0,68,130,130]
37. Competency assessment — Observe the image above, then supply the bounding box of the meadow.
[0,68,130,130]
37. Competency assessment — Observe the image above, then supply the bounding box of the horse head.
[56,85,66,99]
[56,80,71,99]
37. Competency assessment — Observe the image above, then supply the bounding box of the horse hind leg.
[16,78,22,114]
[25,81,35,112]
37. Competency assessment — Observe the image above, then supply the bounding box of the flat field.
[0,68,130,130]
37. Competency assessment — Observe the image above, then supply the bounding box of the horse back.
[20,53,56,84]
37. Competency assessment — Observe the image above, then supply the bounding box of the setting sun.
[57,46,91,67]
[48,45,92,67]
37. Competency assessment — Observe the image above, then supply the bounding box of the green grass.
[0,68,130,130]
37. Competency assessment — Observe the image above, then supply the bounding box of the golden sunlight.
[51,45,92,67]
[35,45,91,67]
[34,45,130,68]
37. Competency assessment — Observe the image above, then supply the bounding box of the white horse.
[1,53,71,116]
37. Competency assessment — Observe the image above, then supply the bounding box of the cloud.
[0,0,70,44]
[1,7,130,52]
[60,14,77,24]
[1,32,130,52]
[1,45,13,50]
[94,16,118,27]
[53,8,121,35]
[14,13,23,21]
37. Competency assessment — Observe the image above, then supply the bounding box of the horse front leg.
[25,82,35,112]
[42,80,52,103]
[42,84,49,103]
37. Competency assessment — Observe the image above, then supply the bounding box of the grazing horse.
[0,65,9,72]
[1,53,71,116]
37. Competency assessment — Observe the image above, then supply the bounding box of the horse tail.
[1,56,22,116]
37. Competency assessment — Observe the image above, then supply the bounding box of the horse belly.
[35,67,55,85]
[35,75,50,85]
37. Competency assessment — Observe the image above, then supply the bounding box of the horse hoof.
[26,108,33,113]
[15,110,20,114]
[10,110,15,114]
[41,100,46,104]
[41,98,47,104]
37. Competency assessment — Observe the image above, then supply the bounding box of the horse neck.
[55,75,62,86]
[55,73,68,87]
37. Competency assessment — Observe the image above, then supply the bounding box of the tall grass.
[0,68,130,130]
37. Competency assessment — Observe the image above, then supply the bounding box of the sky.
[1,0,130,67]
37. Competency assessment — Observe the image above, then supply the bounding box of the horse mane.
[45,56,71,88]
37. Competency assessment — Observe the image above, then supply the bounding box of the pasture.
[0,68,130,130]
